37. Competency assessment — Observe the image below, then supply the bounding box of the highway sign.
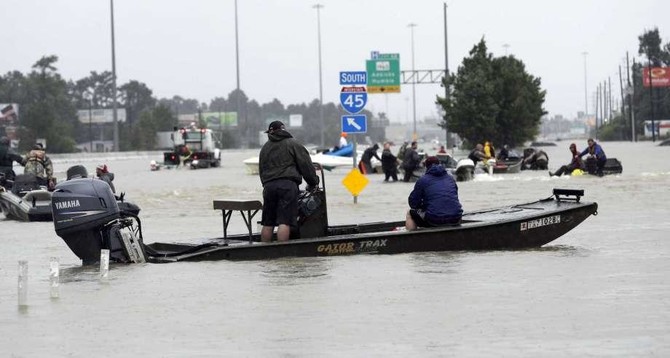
[339,71,367,85]
[341,114,367,134]
[342,168,369,196]
[340,87,367,114]
[366,53,400,93]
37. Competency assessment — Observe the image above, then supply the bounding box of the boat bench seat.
[213,200,263,244]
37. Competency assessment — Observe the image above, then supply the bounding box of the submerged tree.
[437,39,546,148]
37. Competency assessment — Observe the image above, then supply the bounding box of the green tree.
[632,28,670,139]
[18,55,78,152]
[437,39,546,148]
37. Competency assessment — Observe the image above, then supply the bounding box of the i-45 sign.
[340,86,367,114]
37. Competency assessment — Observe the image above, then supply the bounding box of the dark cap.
[32,143,44,150]
[425,156,440,169]
[265,120,285,133]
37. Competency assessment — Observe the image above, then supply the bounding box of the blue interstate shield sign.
[340,87,368,114]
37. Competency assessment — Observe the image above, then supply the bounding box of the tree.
[437,39,546,148]
[631,28,670,139]
[17,56,78,152]
[119,80,155,125]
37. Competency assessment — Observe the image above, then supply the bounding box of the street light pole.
[443,3,449,148]
[314,4,325,148]
[234,0,244,147]
[582,52,588,118]
[408,22,417,141]
[110,0,119,152]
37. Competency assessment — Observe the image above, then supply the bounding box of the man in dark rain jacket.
[405,156,463,230]
[259,121,319,243]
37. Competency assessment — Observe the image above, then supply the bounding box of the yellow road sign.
[367,85,400,94]
[342,168,369,196]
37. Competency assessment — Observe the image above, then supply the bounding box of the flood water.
[2,141,669,356]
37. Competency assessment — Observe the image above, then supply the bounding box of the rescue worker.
[579,138,607,177]
[358,143,381,174]
[0,136,25,182]
[24,143,54,188]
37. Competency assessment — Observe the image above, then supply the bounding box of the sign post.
[339,71,369,203]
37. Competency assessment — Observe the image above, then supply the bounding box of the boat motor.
[52,178,146,264]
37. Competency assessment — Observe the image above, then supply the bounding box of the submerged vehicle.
[0,173,52,221]
[163,127,221,169]
[52,165,598,264]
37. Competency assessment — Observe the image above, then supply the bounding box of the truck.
[163,127,221,169]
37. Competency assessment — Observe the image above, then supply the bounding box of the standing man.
[381,142,399,182]
[24,143,54,188]
[405,156,463,230]
[259,121,319,243]
[579,138,607,177]
[402,141,421,182]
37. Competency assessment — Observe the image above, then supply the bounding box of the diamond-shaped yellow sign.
[342,168,369,196]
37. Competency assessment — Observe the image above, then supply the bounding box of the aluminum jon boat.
[51,166,598,264]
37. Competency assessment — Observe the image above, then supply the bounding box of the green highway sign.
[366,53,400,93]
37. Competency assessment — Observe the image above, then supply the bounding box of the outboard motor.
[52,178,146,265]
[455,158,475,182]
[297,188,328,239]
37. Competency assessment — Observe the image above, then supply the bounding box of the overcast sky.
[2,0,668,124]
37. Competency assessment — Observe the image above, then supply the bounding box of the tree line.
[0,55,374,153]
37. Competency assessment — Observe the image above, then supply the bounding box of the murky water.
[2,142,669,356]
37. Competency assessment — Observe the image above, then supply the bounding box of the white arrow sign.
[347,117,362,130]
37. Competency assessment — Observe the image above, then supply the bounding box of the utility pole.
[443,3,449,148]
[618,65,626,140]
[626,53,635,142]
[408,22,418,140]
[647,53,656,142]
[110,0,119,152]
[582,52,588,119]
[314,4,325,148]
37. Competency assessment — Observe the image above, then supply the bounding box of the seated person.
[468,143,486,164]
[550,143,584,177]
[497,145,510,161]
[405,156,463,230]
[95,164,116,193]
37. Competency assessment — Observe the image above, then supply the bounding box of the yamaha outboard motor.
[52,178,146,265]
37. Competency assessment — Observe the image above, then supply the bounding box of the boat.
[243,154,354,175]
[581,157,623,176]
[659,139,670,146]
[492,158,523,174]
[0,173,52,221]
[51,165,598,264]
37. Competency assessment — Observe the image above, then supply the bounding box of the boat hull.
[147,195,597,262]
[0,189,53,222]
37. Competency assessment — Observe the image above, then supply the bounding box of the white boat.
[243,153,356,175]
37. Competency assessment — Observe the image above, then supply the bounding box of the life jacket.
[24,149,47,178]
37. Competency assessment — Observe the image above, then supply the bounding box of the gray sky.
[2,0,668,124]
